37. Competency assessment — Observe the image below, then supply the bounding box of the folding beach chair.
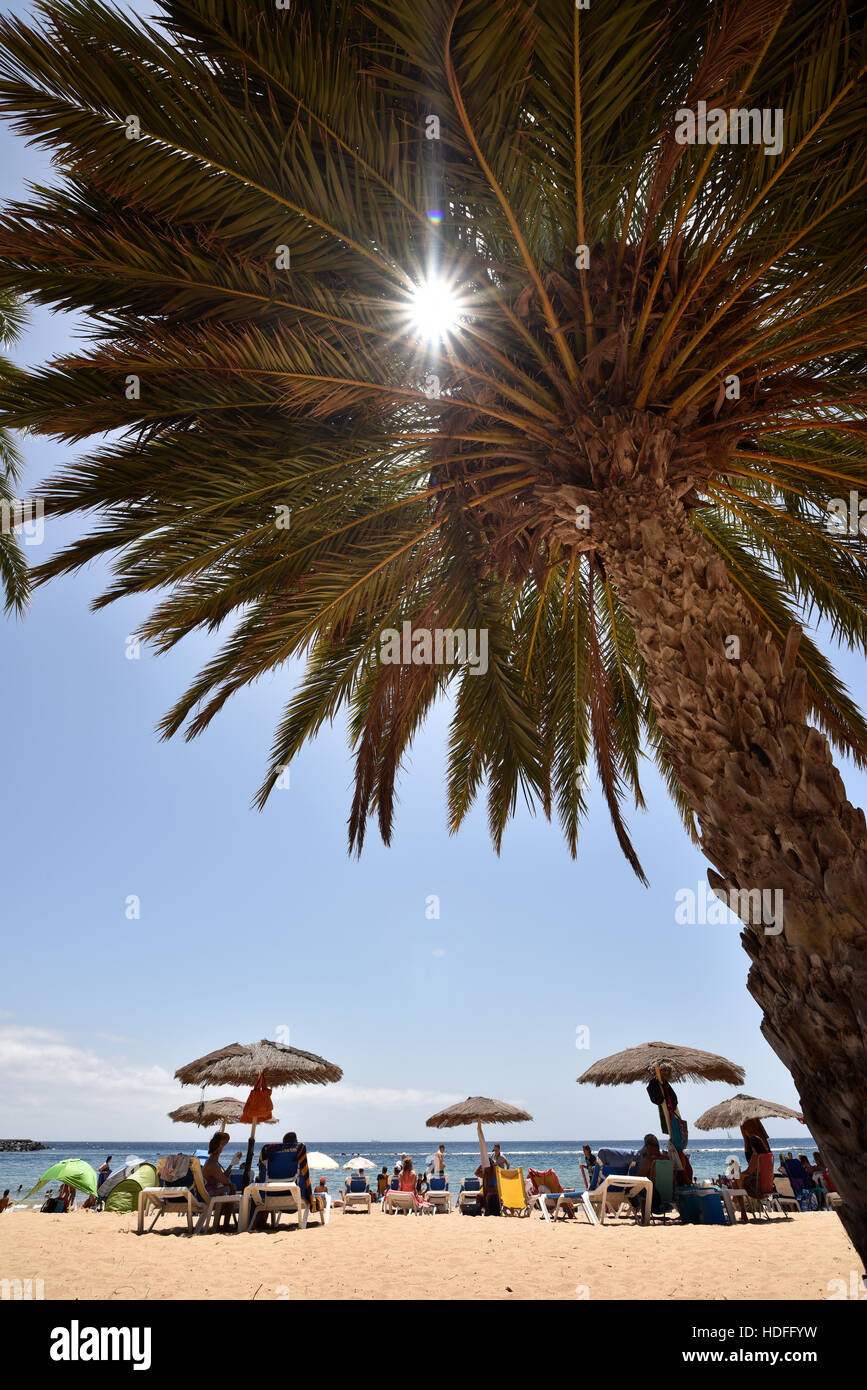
[771,1175,800,1214]
[649,1158,677,1222]
[343,1175,372,1213]
[495,1165,529,1217]
[527,1168,587,1223]
[782,1159,824,1211]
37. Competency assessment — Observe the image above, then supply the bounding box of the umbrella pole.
[477,1119,489,1169]
[220,1119,227,1135]
[243,1120,258,1188]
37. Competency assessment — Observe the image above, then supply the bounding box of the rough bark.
[539,413,867,1266]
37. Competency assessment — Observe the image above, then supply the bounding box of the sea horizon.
[2,1134,817,1203]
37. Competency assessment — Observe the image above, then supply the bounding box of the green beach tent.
[25,1158,98,1200]
[103,1163,157,1214]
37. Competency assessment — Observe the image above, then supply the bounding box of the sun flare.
[407,276,464,346]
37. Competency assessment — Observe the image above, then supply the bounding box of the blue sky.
[1,2,864,1144]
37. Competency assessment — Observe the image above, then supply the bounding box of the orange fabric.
[757,1150,775,1195]
[240,1072,273,1124]
[528,1167,563,1194]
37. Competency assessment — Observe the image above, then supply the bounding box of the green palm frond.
[0,0,864,865]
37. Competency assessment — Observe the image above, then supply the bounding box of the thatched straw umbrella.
[577,1041,745,1088]
[167,1096,278,1135]
[578,1041,744,1150]
[426,1096,533,1171]
[694,1094,803,1131]
[175,1039,343,1184]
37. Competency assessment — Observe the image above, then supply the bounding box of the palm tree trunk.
[543,422,867,1265]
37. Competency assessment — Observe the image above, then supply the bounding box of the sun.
[407,275,464,346]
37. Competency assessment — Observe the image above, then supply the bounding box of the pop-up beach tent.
[102,1163,157,1214]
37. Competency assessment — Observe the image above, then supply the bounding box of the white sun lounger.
[137,1184,205,1234]
[427,1179,452,1213]
[343,1183,373,1213]
[581,1174,653,1225]
[534,1188,591,1223]
[383,1190,420,1214]
[240,1181,331,1231]
[137,1157,224,1235]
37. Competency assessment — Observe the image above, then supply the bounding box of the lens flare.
[408,276,463,345]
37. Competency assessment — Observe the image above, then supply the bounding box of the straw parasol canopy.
[174,1039,343,1088]
[426,1097,533,1127]
[426,1096,533,1172]
[167,1097,278,1132]
[175,1038,343,1184]
[694,1094,803,1131]
[577,1042,745,1088]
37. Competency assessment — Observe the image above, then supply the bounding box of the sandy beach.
[2,1206,862,1302]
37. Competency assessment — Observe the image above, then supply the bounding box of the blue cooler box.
[675,1185,727,1225]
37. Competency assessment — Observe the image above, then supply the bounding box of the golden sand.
[1,1205,862,1301]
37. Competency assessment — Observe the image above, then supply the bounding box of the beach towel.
[157,1154,190,1184]
[285,1143,323,1213]
[527,1168,575,1217]
[481,1164,500,1216]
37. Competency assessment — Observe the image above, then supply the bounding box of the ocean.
[1,1135,816,1205]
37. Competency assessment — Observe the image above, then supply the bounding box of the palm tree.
[0,0,866,1250]
[0,289,28,611]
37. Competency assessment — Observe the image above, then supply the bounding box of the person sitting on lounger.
[398,1157,430,1212]
[345,1168,370,1195]
[731,1134,769,1221]
[203,1132,242,1228]
[740,1119,772,1161]
[259,1132,326,1216]
[628,1134,665,1215]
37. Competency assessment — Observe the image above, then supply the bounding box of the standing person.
[0,1190,9,1213]
[432,1144,446,1174]
[376,1166,389,1201]
[491,1144,510,1169]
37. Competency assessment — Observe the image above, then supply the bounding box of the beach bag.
[240,1072,273,1124]
[670,1114,687,1150]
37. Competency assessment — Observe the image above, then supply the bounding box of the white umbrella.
[306,1152,339,1171]
[342,1155,375,1169]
